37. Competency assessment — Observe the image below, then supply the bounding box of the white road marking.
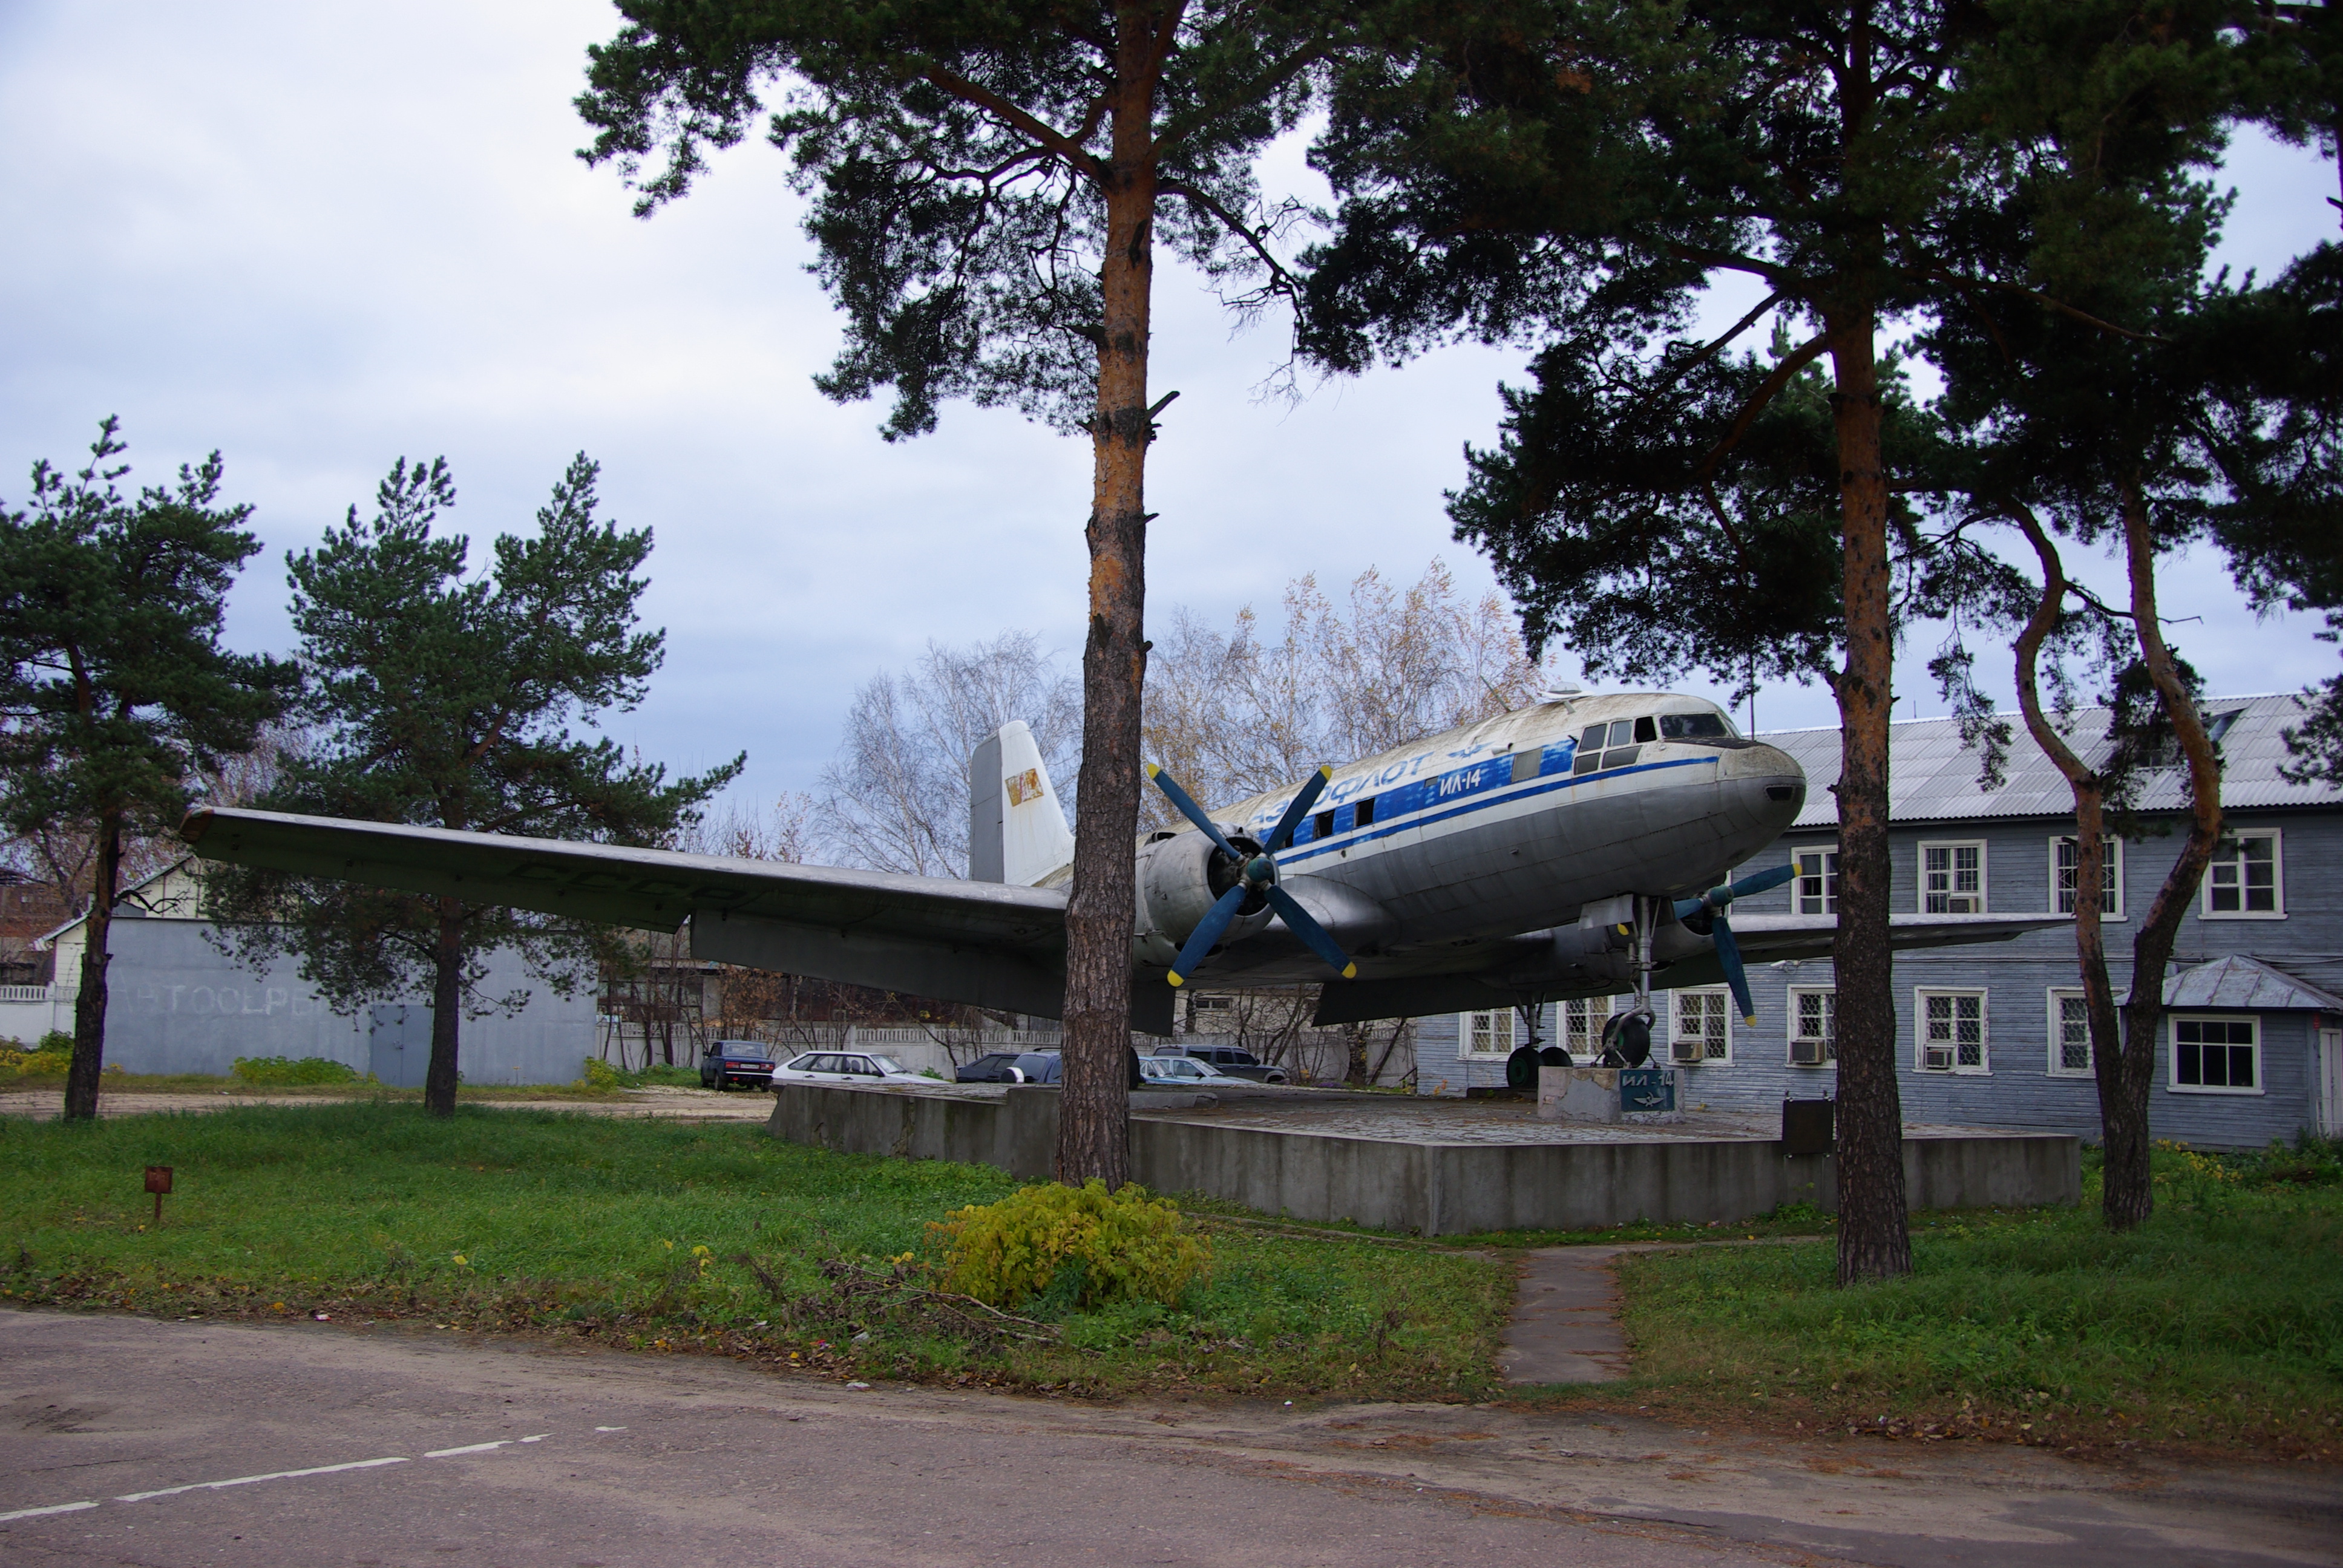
[594,1425,626,1432]
[116,1456,410,1502]
[11,1430,565,1524]
[0,1500,100,1523]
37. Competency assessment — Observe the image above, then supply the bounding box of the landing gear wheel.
[1504,1044,1542,1092]
[1596,1011,1654,1068]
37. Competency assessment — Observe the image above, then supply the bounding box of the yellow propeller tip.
[1340,963,1358,979]
[1743,1015,1758,1027]
[1317,765,1333,780]
[1145,763,1160,778]
[1166,972,1185,988]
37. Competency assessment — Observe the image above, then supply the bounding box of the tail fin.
[968,720,1075,886]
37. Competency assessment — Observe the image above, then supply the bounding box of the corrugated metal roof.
[1769,693,2342,828]
[2119,954,2343,1012]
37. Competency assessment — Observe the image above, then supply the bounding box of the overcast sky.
[5,1,2338,820]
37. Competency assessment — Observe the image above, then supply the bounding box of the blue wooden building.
[1414,693,2342,1148]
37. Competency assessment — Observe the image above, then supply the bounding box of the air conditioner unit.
[1789,1037,1829,1067]
[1947,896,1980,914]
[1671,1038,1706,1065]
[1922,1045,1955,1071]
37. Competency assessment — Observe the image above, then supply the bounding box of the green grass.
[0,1102,1509,1402]
[1527,1140,2343,1461]
[0,1068,648,1100]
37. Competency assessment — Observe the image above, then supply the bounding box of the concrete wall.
[765,1082,2079,1234]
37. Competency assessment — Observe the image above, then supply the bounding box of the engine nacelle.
[1130,828,1274,969]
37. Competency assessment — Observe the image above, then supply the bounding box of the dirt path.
[3,1310,2333,1567]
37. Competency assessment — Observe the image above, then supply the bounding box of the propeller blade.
[1673,861,1801,922]
[1167,885,1250,988]
[1263,884,1358,979]
[1711,914,1755,1025]
[1262,766,1334,853]
[1146,763,1239,859]
[1729,863,1798,899]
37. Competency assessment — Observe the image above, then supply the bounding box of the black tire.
[1504,1045,1542,1091]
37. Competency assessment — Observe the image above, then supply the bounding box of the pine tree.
[208,454,739,1117]
[575,0,1364,1184]
[0,419,295,1119]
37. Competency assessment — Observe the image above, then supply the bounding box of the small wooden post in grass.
[145,1165,172,1226]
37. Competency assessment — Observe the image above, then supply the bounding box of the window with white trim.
[1787,987,1836,1067]
[2046,989,2094,1077]
[2170,1014,2261,1093]
[1916,988,1988,1073]
[1794,846,1838,915]
[1919,841,1986,913]
[1460,1010,1517,1058]
[1561,995,1633,1058]
[1670,988,1732,1065]
[2201,831,2283,918]
[2051,836,2123,918]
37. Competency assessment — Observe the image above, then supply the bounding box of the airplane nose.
[1719,741,1806,814]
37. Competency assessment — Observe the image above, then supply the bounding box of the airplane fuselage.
[1132,693,1806,989]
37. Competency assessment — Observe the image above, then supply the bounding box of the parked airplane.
[180,691,2052,1053]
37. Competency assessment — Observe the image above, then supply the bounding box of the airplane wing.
[1309,911,2068,1026]
[179,806,1072,1019]
[1725,911,2070,961]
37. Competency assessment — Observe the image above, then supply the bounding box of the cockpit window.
[1660,711,1734,740]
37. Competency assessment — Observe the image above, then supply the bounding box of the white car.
[1137,1054,1234,1086]
[769,1051,929,1085]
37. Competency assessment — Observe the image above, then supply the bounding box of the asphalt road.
[2,1310,2336,1568]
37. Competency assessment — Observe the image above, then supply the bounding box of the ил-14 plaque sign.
[1619,1068,1675,1114]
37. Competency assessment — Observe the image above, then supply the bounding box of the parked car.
[700,1039,778,1090]
[954,1050,1061,1085]
[1137,1054,1231,1086]
[1153,1044,1286,1083]
[769,1051,926,1085]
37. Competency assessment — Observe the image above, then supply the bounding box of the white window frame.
[1670,987,1733,1065]
[2200,829,2285,920]
[2049,835,2125,920]
[2168,1013,2263,1096]
[1786,986,1837,1068]
[1918,840,1988,915]
[2046,988,2095,1078]
[1458,1009,1517,1059]
[1914,987,1989,1074]
[1792,844,1839,916]
[1560,995,1633,1059]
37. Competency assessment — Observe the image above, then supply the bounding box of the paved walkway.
[0,1086,779,1122]
[1499,1247,1636,1384]
[5,1310,2334,1567]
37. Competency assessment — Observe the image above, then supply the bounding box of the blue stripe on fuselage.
[1272,753,1719,869]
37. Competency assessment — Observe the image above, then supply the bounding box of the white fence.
[0,984,72,1044]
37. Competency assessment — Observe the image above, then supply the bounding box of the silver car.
[1137,1054,1234,1086]
[770,1051,927,1085]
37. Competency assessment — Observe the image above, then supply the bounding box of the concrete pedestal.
[1537,1065,1685,1124]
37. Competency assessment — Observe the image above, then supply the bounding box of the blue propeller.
[1145,763,1358,988]
[1673,863,1798,1024]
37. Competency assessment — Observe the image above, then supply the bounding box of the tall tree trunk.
[424,897,465,1117]
[62,809,124,1122]
[2008,511,2132,1222]
[1057,33,1160,1187]
[1825,302,1912,1285]
[2110,480,2224,1229]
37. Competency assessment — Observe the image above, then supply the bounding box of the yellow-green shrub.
[232,1055,361,1086]
[0,1036,73,1079]
[580,1057,625,1089]
[929,1180,1211,1310]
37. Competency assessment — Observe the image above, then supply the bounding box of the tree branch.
[1686,331,1832,483]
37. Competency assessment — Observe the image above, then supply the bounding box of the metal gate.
[368,1004,433,1088]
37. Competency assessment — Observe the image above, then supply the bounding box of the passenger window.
[1314,809,1334,840]
[1355,796,1377,827]
[1607,720,1634,747]
[1633,716,1657,743]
